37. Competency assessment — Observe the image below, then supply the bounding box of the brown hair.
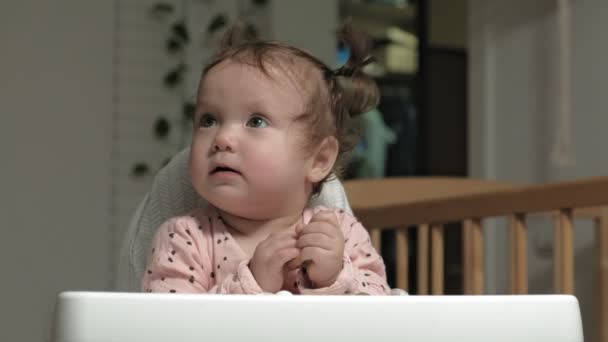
[200,24,379,196]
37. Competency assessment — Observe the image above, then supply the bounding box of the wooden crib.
[345,176,608,342]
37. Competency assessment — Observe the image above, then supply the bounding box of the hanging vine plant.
[131,0,266,179]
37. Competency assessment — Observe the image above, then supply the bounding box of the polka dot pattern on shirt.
[143,206,390,295]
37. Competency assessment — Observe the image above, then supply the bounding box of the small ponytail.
[311,23,380,193]
[331,24,380,117]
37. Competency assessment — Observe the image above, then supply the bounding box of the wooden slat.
[417,224,429,295]
[554,208,574,294]
[345,176,608,229]
[431,224,444,295]
[509,213,528,294]
[463,221,472,294]
[370,228,382,254]
[554,215,562,294]
[564,211,574,295]
[396,227,409,291]
[470,218,484,294]
[596,209,608,342]
[509,216,516,293]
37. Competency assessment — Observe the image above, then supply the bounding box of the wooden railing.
[344,176,608,342]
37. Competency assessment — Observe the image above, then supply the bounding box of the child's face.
[190,60,318,220]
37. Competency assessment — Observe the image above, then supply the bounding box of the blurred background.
[2,0,608,340]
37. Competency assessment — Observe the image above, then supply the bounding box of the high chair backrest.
[344,176,608,342]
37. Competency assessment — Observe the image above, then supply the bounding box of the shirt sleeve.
[141,216,263,294]
[298,209,391,295]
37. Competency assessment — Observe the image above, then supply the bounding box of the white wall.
[270,0,338,66]
[469,0,608,340]
[0,1,113,341]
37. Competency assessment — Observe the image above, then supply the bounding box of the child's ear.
[306,136,339,183]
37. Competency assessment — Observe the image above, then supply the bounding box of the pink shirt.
[142,205,390,295]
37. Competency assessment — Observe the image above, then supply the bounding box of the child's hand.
[296,211,344,288]
[249,229,299,293]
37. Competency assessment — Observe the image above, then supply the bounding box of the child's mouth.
[211,166,240,175]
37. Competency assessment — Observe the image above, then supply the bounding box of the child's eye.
[199,113,217,128]
[246,115,268,128]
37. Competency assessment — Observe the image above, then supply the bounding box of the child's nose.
[213,128,236,152]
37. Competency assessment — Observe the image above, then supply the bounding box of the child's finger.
[310,210,339,227]
[284,255,302,271]
[257,231,297,258]
[265,228,296,244]
[299,247,327,269]
[275,247,299,265]
[297,232,335,251]
[294,220,305,235]
[299,221,341,240]
[268,234,297,251]
[274,227,298,238]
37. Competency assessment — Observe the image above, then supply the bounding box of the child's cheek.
[251,157,281,177]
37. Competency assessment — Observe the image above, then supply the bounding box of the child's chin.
[206,190,291,220]
[223,202,276,220]
[208,195,250,215]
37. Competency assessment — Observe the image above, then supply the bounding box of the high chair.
[344,176,608,342]
[100,154,594,341]
[114,148,603,339]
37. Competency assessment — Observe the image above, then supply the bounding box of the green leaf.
[166,37,183,53]
[132,163,150,178]
[150,3,175,19]
[172,21,190,43]
[154,117,170,139]
[252,0,268,6]
[207,13,227,34]
[164,68,182,88]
